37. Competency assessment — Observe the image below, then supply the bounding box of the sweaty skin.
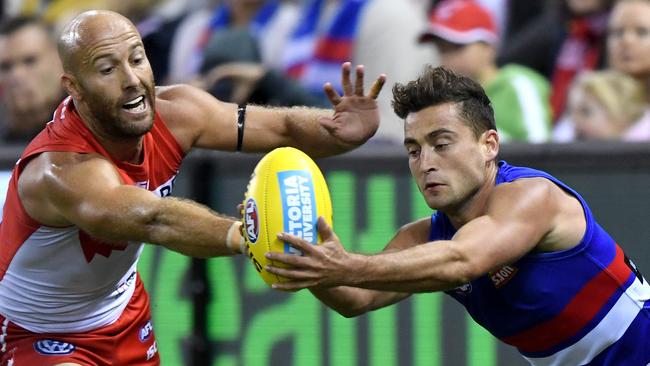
[265,103,585,314]
[20,10,385,251]
[9,11,385,365]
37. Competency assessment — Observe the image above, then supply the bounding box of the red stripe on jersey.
[502,245,632,353]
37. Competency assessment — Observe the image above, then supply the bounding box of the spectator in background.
[0,17,65,143]
[167,0,294,84]
[606,0,650,141]
[282,0,435,144]
[419,0,551,143]
[195,0,329,107]
[498,0,613,122]
[560,70,650,141]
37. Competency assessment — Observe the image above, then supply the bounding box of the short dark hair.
[0,16,50,36]
[392,65,496,138]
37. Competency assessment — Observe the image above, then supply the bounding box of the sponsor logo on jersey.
[33,340,75,355]
[490,265,518,288]
[278,171,316,254]
[152,175,177,198]
[113,271,137,298]
[146,341,158,360]
[245,198,259,243]
[139,320,154,342]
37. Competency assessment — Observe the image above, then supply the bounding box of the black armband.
[236,104,246,152]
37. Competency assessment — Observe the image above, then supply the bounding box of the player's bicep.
[451,180,556,276]
[40,156,158,237]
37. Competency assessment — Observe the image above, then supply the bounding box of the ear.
[481,129,499,161]
[61,73,82,101]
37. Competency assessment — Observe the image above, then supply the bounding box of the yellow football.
[242,147,333,287]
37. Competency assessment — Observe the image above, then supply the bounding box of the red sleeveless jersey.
[0,96,184,332]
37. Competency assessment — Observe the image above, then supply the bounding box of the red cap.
[419,0,498,45]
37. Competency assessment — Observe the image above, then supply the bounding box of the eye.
[100,66,114,75]
[607,28,624,39]
[435,143,450,150]
[23,55,37,67]
[0,61,12,73]
[406,148,420,158]
[132,56,144,65]
[636,27,650,37]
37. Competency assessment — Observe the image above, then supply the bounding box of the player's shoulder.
[155,84,202,102]
[155,84,222,111]
[490,177,561,212]
[397,216,432,242]
[154,84,225,124]
[19,152,117,215]
[22,151,115,188]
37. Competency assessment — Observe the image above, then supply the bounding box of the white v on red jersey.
[0,96,184,333]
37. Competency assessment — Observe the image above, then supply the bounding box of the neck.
[74,100,144,164]
[477,64,499,86]
[643,77,650,103]
[230,3,263,27]
[445,161,499,229]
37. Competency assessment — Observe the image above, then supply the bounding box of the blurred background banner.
[2,142,648,366]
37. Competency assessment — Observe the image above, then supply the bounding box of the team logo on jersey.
[490,265,518,288]
[453,282,472,295]
[139,320,154,342]
[624,255,644,284]
[33,340,76,355]
[244,198,259,243]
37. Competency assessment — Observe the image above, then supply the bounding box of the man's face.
[568,87,621,139]
[70,20,155,139]
[433,39,493,79]
[0,24,62,116]
[607,1,650,79]
[404,103,494,212]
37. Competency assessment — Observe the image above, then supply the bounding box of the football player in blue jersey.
[267,65,650,365]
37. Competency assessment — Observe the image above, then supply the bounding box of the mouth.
[121,95,147,114]
[424,182,443,192]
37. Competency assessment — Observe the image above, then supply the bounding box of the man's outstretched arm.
[266,179,562,293]
[19,152,246,257]
[157,62,386,157]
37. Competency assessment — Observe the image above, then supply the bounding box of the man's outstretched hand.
[319,62,386,147]
[265,217,354,291]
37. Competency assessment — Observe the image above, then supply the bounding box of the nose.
[121,63,139,90]
[419,146,437,173]
[617,29,636,47]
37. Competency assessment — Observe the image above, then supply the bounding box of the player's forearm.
[145,197,242,257]
[310,287,373,317]
[346,242,475,293]
[85,196,242,257]
[310,286,406,318]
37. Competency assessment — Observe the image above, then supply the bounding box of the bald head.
[57,10,140,73]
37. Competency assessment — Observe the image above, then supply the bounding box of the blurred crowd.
[0,0,649,146]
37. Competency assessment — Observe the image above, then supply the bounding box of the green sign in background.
[138,171,518,366]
